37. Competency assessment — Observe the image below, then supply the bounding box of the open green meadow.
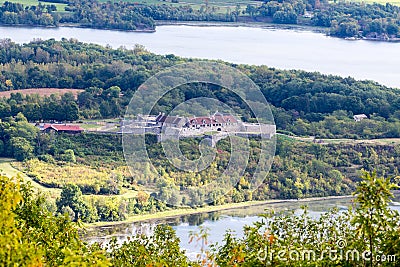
[104,0,258,6]
[336,0,400,6]
[0,158,61,199]
[0,0,67,11]
[100,0,260,13]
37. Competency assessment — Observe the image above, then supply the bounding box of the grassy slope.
[0,157,61,199]
[0,88,84,99]
[0,157,137,201]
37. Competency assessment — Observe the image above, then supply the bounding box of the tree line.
[0,1,58,26]
[2,115,399,223]
[242,0,400,38]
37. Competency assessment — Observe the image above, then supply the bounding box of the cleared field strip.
[0,157,61,199]
[0,88,84,98]
[0,0,67,11]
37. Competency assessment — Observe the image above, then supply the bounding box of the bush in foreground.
[211,171,400,266]
[0,171,399,266]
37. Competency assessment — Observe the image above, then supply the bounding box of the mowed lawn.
[0,0,67,11]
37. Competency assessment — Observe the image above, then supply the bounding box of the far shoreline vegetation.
[2,0,400,40]
[86,195,356,227]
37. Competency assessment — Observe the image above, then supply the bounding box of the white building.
[353,114,368,122]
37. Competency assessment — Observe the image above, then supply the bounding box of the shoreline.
[155,20,329,34]
[59,23,156,33]
[87,194,354,228]
[0,23,155,33]
[0,20,327,35]
[2,21,399,43]
[156,20,400,43]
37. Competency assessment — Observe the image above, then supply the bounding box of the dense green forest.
[0,1,58,26]
[1,0,400,38]
[0,39,400,138]
[244,0,400,38]
[1,171,399,266]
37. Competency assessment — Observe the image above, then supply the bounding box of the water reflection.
[84,193,400,255]
[84,197,358,256]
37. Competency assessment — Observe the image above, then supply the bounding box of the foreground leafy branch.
[0,171,399,266]
[211,171,400,266]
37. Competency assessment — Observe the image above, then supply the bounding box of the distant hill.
[0,88,84,99]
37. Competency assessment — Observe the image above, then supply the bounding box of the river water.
[1,24,400,88]
[85,196,400,258]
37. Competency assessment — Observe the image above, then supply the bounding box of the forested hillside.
[1,122,398,223]
[0,39,399,138]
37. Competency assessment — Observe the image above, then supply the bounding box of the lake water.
[1,25,400,88]
[85,195,400,259]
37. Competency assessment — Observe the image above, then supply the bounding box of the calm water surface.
[85,196,400,258]
[1,25,400,88]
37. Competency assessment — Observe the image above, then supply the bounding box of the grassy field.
[15,158,131,192]
[99,0,260,13]
[78,123,104,130]
[0,88,84,99]
[336,0,400,5]
[0,158,61,199]
[279,133,400,145]
[1,157,139,203]
[0,0,67,11]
